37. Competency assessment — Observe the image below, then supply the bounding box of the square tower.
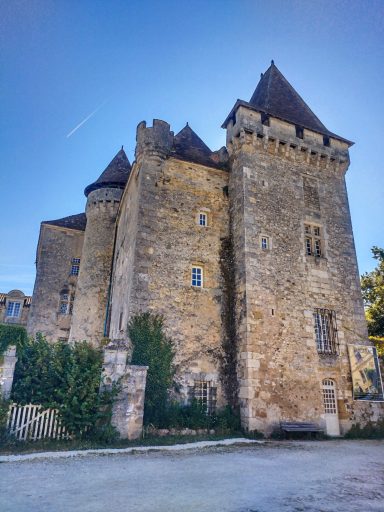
[223,62,381,434]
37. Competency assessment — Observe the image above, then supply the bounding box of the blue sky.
[1,0,383,295]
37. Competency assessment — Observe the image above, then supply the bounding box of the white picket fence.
[7,404,70,441]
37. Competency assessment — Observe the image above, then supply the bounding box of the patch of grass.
[0,433,242,456]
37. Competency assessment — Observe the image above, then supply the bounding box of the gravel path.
[1,440,383,512]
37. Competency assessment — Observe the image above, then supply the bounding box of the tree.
[361,246,384,338]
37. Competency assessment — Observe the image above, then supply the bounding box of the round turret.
[69,149,131,345]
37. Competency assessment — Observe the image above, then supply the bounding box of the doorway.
[322,379,340,436]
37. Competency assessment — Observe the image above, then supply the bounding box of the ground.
[1,440,383,512]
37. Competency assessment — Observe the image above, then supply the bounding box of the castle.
[27,62,383,435]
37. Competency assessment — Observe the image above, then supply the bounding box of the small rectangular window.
[191,266,203,288]
[199,213,207,226]
[296,126,304,139]
[6,301,21,317]
[261,237,269,250]
[305,224,322,257]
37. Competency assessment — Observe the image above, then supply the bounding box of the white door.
[322,379,340,436]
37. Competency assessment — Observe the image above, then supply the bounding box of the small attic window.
[261,113,270,126]
[323,135,330,147]
[296,126,304,139]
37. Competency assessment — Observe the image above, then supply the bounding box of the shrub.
[129,313,175,426]
[344,420,384,439]
[0,392,11,443]
[147,400,241,432]
[11,334,118,440]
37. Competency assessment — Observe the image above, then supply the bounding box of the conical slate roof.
[43,213,87,231]
[84,148,131,197]
[172,124,226,169]
[249,62,328,134]
[222,62,352,144]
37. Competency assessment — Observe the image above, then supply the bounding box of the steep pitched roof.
[222,62,352,144]
[249,62,328,134]
[171,124,227,170]
[43,213,87,231]
[84,148,131,197]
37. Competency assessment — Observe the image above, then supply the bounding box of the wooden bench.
[280,422,324,439]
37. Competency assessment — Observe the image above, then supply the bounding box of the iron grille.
[313,308,339,355]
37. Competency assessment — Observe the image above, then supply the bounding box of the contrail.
[66,99,108,138]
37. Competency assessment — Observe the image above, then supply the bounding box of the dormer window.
[6,301,21,318]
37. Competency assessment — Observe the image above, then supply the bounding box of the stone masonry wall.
[227,111,383,433]
[0,346,17,399]
[27,224,84,342]
[110,121,230,405]
[102,343,147,440]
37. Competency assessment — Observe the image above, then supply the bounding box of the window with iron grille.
[6,301,21,318]
[313,309,339,354]
[193,380,217,414]
[305,224,322,257]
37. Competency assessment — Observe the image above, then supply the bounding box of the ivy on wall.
[0,325,28,357]
[219,235,239,411]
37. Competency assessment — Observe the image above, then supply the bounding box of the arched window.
[322,379,337,414]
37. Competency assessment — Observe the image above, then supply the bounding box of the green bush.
[129,313,175,426]
[0,392,11,443]
[11,334,118,441]
[344,420,384,439]
[149,400,241,432]
[0,324,28,356]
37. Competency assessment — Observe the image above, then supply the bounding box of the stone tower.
[223,62,370,434]
[69,149,131,344]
